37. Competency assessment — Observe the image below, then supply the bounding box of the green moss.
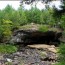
[39,25,49,32]
[5,62,12,65]
[0,44,17,54]
[38,50,47,58]
[20,24,49,32]
[19,24,40,30]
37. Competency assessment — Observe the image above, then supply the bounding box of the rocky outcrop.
[10,29,62,46]
[0,46,58,65]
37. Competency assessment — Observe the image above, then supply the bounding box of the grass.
[19,24,49,32]
[19,24,60,33]
[0,44,17,54]
[19,23,40,30]
[54,43,65,65]
[39,25,49,32]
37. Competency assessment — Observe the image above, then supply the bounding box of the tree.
[20,0,52,4]
[18,6,28,25]
[40,10,50,24]
[60,0,65,14]
[60,13,65,29]
[53,0,65,19]
[2,5,15,20]
[52,0,65,28]
[20,0,52,9]
[25,7,41,23]
[40,9,55,25]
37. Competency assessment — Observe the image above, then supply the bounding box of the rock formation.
[11,29,62,46]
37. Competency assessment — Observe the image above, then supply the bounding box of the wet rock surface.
[0,45,58,65]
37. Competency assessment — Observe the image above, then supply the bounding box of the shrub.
[60,14,65,29]
[55,43,65,65]
[0,19,13,43]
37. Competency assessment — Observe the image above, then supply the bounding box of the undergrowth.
[0,44,17,54]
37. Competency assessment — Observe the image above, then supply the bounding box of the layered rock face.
[11,29,62,46]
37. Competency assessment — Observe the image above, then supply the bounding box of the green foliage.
[0,19,13,42]
[0,44,17,54]
[60,14,65,29]
[0,4,62,27]
[58,43,65,56]
[39,25,49,32]
[25,7,41,23]
[55,62,65,65]
[40,9,56,26]
[40,10,50,24]
[55,43,65,65]
[0,4,65,43]
[18,6,28,25]
[2,5,15,20]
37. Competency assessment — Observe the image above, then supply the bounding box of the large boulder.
[10,29,62,46]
